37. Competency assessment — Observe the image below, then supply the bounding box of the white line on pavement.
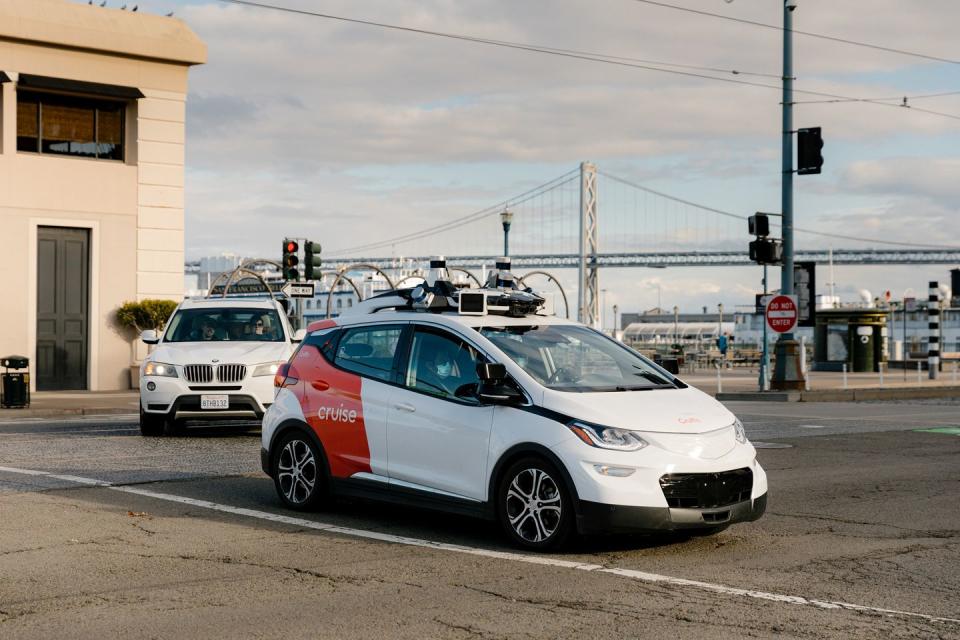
[0,465,957,626]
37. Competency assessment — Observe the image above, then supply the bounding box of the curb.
[717,385,960,402]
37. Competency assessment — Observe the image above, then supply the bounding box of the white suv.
[259,270,767,550]
[139,296,302,436]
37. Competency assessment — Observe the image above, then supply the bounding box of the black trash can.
[1,355,30,409]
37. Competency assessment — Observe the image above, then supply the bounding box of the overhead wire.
[629,0,960,66]
[217,0,960,121]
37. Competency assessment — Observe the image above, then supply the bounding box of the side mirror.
[292,329,307,343]
[477,362,507,381]
[141,329,159,345]
[476,362,525,405]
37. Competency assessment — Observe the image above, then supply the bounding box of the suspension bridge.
[320,162,960,326]
[187,162,960,326]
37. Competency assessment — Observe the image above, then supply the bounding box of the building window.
[17,91,124,161]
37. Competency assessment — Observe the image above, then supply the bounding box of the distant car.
[260,267,767,550]
[139,296,303,436]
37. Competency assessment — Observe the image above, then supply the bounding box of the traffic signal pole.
[771,0,806,390]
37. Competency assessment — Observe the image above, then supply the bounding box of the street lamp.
[500,209,514,258]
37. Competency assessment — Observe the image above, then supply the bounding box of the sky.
[75,0,960,320]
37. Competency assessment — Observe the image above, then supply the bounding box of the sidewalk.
[0,391,138,419]
[686,367,960,401]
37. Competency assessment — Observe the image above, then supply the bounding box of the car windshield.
[164,308,285,343]
[479,324,677,392]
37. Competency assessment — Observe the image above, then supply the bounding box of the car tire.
[497,457,574,551]
[139,407,165,437]
[272,430,327,511]
[163,418,185,437]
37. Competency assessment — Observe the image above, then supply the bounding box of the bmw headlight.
[733,418,748,444]
[253,361,285,377]
[143,361,178,378]
[568,421,648,452]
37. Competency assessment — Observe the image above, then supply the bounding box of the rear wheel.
[497,457,574,551]
[139,407,165,437]
[273,431,327,510]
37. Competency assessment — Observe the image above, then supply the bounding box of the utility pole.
[771,0,806,390]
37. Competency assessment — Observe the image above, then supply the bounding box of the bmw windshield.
[479,325,678,392]
[164,308,285,343]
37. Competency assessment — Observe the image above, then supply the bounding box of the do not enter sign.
[766,294,799,333]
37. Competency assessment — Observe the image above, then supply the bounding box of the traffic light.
[749,238,783,265]
[304,241,322,280]
[282,238,299,281]
[797,126,824,175]
[748,213,770,237]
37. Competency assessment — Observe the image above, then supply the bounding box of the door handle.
[394,402,416,413]
[311,380,330,391]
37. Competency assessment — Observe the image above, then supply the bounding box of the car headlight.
[253,361,285,377]
[143,361,178,378]
[568,421,648,452]
[733,418,748,444]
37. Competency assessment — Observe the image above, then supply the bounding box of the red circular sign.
[765,294,798,333]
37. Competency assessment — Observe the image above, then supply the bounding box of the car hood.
[541,384,735,434]
[148,341,292,366]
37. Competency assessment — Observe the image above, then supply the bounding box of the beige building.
[0,0,205,391]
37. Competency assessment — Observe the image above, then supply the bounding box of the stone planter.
[129,364,141,390]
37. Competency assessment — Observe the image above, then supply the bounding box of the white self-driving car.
[139,296,301,436]
[260,263,766,549]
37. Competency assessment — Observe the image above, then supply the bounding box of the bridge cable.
[599,171,960,250]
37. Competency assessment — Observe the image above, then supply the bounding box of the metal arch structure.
[518,270,570,319]
[578,161,600,328]
[394,274,426,289]
[206,267,276,298]
[448,267,483,288]
[337,263,396,290]
[321,271,364,319]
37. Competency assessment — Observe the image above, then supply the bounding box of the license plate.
[200,395,229,410]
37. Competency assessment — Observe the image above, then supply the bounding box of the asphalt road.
[0,402,958,639]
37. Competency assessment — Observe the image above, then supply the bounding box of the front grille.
[659,468,753,509]
[183,364,213,383]
[217,364,247,383]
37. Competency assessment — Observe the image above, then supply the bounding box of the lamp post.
[500,209,514,258]
[613,304,619,338]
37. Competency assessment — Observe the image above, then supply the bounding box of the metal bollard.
[842,363,848,390]
[879,362,884,387]
[716,363,722,394]
[917,360,922,384]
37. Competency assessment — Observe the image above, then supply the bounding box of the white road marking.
[799,425,828,429]
[0,465,957,626]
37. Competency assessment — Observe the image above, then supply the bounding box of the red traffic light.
[285,240,299,253]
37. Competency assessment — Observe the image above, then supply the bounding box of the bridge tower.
[578,161,600,327]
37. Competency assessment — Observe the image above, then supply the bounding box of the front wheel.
[497,457,574,551]
[139,407,165,436]
[272,431,327,511]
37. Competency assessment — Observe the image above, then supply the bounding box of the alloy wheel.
[277,439,317,505]
[505,467,562,543]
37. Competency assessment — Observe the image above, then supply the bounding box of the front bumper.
[577,493,767,534]
[141,374,274,421]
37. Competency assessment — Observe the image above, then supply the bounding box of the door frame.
[27,218,101,392]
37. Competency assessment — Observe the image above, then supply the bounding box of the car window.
[164,308,285,342]
[480,324,675,392]
[405,329,483,404]
[334,325,403,382]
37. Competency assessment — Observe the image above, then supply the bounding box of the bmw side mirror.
[141,329,159,345]
[292,329,306,343]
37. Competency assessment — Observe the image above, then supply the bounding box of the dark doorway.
[36,226,89,390]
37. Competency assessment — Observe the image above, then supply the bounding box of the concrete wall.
[0,1,204,391]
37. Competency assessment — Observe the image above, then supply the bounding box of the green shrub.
[115,299,178,334]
